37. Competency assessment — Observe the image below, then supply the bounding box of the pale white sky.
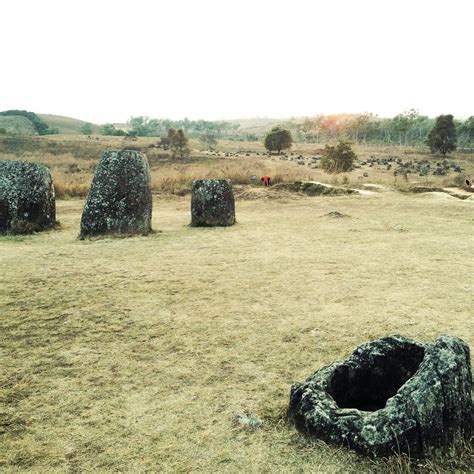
[1,0,473,123]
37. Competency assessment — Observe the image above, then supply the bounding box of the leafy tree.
[321,141,356,173]
[264,126,293,153]
[101,124,116,135]
[128,116,160,136]
[199,133,217,151]
[80,122,93,135]
[427,114,457,156]
[344,113,375,143]
[101,124,127,136]
[0,127,7,135]
[169,128,190,159]
[456,116,474,147]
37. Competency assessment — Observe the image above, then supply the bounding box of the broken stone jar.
[289,335,473,457]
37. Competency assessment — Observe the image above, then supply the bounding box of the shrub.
[321,141,356,173]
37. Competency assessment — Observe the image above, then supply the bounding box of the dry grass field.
[1,187,473,471]
[1,135,473,199]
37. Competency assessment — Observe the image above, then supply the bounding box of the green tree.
[128,116,159,136]
[264,126,293,153]
[101,124,127,136]
[101,124,116,135]
[456,116,474,147]
[321,141,356,173]
[169,128,190,159]
[80,122,93,135]
[427,114,457,156]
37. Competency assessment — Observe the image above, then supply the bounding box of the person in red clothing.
[261,175,271,187]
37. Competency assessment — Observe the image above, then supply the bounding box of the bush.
[321,142,356,173]
[264,127,293,153]
[101,124,127,136]
[80,123,93,135]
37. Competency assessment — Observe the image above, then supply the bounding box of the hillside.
[38,114,101,135]
[0,115,37,135]
[227,117,300,135]
[3,112,273,137]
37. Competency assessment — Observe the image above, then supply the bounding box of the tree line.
[265,114,461,164]
[99,111,473,148]
[295,110,474,147]
[101,117,240,138]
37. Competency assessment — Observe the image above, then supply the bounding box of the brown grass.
[150,160,316,195]
[1,136,473,199]
[1,191,473,472]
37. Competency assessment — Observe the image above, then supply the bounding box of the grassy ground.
[1,190,473,472]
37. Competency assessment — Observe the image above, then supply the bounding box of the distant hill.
[38,114,101,135]
[1,113,302,137]
[0,115,37,135]
[227,117,303,135]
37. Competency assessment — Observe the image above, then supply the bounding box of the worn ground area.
[1,190,473,472]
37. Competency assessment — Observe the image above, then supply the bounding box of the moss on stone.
[191,179,235,227]
[80,150,152,238]
[289,335,473,457]
[0,160,55,234]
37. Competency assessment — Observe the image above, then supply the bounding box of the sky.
[1,0,473,124]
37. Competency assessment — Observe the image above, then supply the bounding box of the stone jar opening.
[327,343,425,411]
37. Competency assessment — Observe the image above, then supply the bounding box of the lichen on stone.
[191,179,235,227]
[80,150,153,238]
[0,160,56,234]
[289,335,473,457]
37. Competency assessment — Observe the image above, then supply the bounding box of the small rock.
[234,412,263,431]
[324,211,348,218]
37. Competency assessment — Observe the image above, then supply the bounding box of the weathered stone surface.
[191,179,235,226]
[80,150,152,238]
[0,160,55,233]
[289,335,473,457]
